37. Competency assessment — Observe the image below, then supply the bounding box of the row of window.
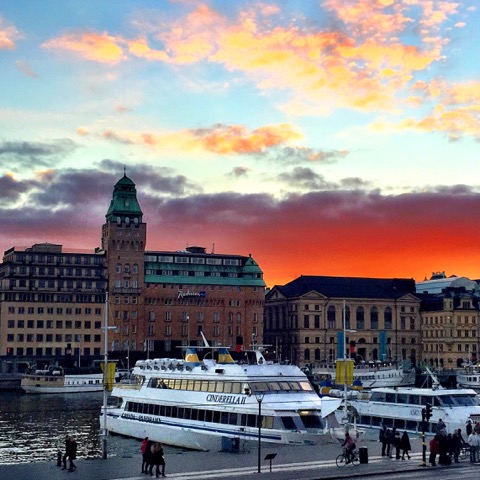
[146,378,313,394]
[6,346,101,356]
[11,266,103,277]
[3,293,105,303]
[369,391,478,406]
[424,330,477,338]
[10,254,103,266]
[359,415,438,434]
[145,270,254,279]
[145,256,241,266]
[6,333,101,343]
[424,315,477,325]
[7,320,102,330]
[424,343,477,352]
[10,279,104,289]
[8,306,102,315]
[139,324,247,338]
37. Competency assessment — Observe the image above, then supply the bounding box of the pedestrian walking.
[62,435,71,470]
[452,429,462,463]
[141,437,149,473]
[400,431,411,460]
[467,430,479,463]
[68,437,77,472]
[145,439,154,475]
[429,435,440,467]
[466,419,473,436]
[385,428,393,458]
[437,418,446,434]
[393,429,401,460]
[379,425,387,456]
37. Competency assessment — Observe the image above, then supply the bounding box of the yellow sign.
[101,361,117,391]
[335,359,354,386]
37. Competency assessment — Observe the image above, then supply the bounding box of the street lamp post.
[342,300,356,431]
[102,292,118,460]
[255,391,264,473]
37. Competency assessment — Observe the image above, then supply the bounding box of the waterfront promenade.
[0,436,457,480]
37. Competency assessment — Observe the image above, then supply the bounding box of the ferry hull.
[102,410,331,451]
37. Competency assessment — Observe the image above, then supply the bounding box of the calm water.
[0,391,154,464]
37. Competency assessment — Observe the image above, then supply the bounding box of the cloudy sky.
[1,0,479,288]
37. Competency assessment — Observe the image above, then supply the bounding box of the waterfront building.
[417,272,480,368]
[0,174,265,367]
[264,275,421,367]
[0,243,106,367]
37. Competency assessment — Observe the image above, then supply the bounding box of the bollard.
[57,450,62,467]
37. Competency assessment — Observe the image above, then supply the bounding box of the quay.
[0,436,457,480]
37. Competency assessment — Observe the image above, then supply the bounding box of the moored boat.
[456,364,480,391]
[101,343,344,451]
[21,365,104,394]
[312,360,415,390]
[346,383,480,436]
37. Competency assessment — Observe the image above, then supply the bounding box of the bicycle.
[336,448,359,467]
[459,443,469,461]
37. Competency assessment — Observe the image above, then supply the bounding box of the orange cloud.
[42,32,126,64]
[99,123,302,155]
[0,18,20,49]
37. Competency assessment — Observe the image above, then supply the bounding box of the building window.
[356,307,364,330]
[370,306,378,329]
[384,307,392,329]
[327,305,336,329]
[304,315,310,329]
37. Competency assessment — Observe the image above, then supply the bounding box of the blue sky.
[1,0,479,286]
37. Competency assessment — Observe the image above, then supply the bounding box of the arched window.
[370,306,378,329]
[304,348,310,361]
[315,348,321,360]
[356,307,364,329]
[115,263,121,274]
[132,264,138,274]
[344,306,351,330]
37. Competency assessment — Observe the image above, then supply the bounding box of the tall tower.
[102,174,146,354]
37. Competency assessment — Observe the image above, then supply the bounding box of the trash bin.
[359,446,368,464]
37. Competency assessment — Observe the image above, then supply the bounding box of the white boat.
[101,342,343,451]
[21,366,103,394]
[346,382,480,436]
[312,360,415,390]
[456,364,480,391]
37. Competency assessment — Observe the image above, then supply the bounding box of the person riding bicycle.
[341,432,356,464]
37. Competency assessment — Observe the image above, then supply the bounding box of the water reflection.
[0,391,142,464]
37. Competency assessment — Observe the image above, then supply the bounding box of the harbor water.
[0,391,172,465]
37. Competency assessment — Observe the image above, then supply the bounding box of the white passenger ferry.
[101,344,343,451]
[21,366,103,394]
[312,360,415,390]
[347,384,480,435]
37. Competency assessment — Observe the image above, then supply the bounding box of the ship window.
[299,381,313,391]
[171,406,178,418]
[231,383,241,394]
[299,411,323,429]
[212,411,220,423]
[269,382,281,391]
[406,420,417,430]
[370,416,382,426]
[262,416,274,429]
[153,405,160,416]
[385,393,396,403]
[191,409,198,421]
[205,410,213,423]
[289,382,301,391]
[193,381,201,392]
[187,380,195,390]
[394,418,405,429]
[177,408,185,419]
[215,382,224,393]
[409,395,420,405]
[164,406,171,417]
[200,380,209,391]
[278,382,291,391]
[252,382,269,393]
[197,410,205,422]
[208,382,216,393]
[281,416,297,429]
[397,394,409,404]
[223,383,232,394]
[370,392,386,402]
[221,412,229,424]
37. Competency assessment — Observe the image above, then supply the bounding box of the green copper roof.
[106,174,143,221]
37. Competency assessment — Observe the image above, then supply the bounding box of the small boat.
[346,369,480,436]
[456,364,480,391]
[101,337,343,451]
[312,360,416,390]
[21,365,104,394]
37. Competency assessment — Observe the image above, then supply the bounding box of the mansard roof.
[273,275,417,300]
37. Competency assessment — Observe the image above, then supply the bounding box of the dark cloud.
[0,175,39,204]
[278,167,336,190]
[228,166,249,177]
[0,139,77,170]
[274,146,349,165]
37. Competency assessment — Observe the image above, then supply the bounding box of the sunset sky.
[1,0,480,288]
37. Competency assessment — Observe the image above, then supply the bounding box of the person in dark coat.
[400,431,411,460]
[148,442,166,477]
[145,439,154,475]
[385,428,393,458]
[379,425,387,456]
[68,437,77,472]
[62,435,71,470]
[466,420,473,436]
[393,429,401,460]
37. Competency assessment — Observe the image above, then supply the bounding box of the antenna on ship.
[211,243,215,254]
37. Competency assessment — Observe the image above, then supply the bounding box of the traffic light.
[421,408,426,422]
[425,403,432,421]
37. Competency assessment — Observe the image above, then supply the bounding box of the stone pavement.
[0,436,463,480]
